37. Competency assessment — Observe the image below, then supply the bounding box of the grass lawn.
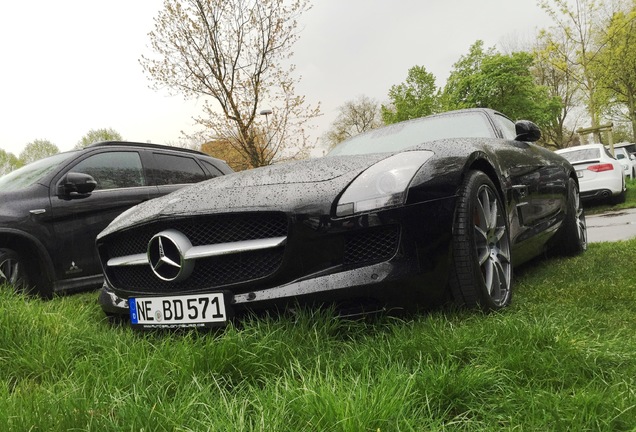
[1,238,635,431]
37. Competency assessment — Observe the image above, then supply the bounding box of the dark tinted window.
[72,152,145,190]
[201,160,224,177]
[152,153,207,185]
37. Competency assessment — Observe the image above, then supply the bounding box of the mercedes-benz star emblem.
[147,229,194,282]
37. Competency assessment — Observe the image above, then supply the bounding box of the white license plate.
[576,171,584,178]
[128,293,228,328]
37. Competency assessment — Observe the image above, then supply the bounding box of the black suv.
[0,141,232,297]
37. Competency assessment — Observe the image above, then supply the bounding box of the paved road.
[586,208,636,243]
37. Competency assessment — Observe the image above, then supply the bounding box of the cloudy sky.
[0,0,555,157]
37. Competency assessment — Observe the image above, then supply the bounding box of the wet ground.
[586,208,636,243]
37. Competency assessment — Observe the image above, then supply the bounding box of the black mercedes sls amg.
[96,108,587,328]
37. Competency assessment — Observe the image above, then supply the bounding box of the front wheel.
[449,171,512,311]
[0,248,30,292]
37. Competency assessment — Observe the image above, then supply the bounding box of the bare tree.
[324,96,383,150]
[141,0,320,168]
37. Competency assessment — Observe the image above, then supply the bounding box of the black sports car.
[96,108,587,328]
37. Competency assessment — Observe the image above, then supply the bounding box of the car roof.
[87,141,209,156]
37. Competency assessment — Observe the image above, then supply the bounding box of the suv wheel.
[0,248,30,292]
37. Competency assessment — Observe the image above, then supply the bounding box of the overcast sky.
[0,0,555,157]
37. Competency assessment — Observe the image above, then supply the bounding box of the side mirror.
[514,120,541,142]
[57,172,97,199]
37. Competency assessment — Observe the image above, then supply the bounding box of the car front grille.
[102,212,288,293]
[101,212,401,295]
[106,212,288,258]
[109,248,285,293]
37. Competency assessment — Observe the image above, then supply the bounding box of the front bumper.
[98,196,457,321]
[98,255,452,319]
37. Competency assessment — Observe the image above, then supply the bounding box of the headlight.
[336,151,434,216]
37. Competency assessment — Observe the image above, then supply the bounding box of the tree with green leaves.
[381,66,440,124]
[441,41,561,130]
[532,29,582,149]
[594,4,636,141]
[324,95,383,149]
[538,0,607,142]
[440,40,494,111]
[19,139,59,165]
[0,149,21,176]
[75,128,123,149]
[140,0,320,168]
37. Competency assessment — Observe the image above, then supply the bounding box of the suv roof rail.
[87,141,208,156]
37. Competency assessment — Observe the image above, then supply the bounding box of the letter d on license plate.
[129,293,228,328]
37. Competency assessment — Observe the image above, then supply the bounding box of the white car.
[556,144,626,203]
[611,146,636,179]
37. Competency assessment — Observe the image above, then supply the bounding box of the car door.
[48,149,157,282]
[491,114,567,243]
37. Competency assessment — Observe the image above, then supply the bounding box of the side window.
[201,160,224,178]
[494,114,517,140]
[71,151,145,190]
[152,153,207,185]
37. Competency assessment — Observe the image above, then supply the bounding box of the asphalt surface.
[586,207,636,243]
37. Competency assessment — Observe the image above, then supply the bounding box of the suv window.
[72,151,145,190]
[152,153,207,185]
[201,160,225,177]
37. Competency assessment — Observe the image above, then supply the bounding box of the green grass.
[584,178,636,214]
[2,240,636,431]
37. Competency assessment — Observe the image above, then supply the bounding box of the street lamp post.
[259,109,272,126]
[259,109,273,148]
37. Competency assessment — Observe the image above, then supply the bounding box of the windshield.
[0,151,77,192]
[327,112,495,156]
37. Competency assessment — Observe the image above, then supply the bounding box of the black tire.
[552,178,587,256]
[449,171,512,311]
[612,188,626,204]
[611,175,627,205]
[0,248,30,293]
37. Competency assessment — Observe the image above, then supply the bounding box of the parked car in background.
[96,108,587,329]
[610,146,636,179]
[0,141,233,297]
[614,142,636,157]
[556,144,626,203]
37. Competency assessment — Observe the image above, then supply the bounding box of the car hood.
[99,153,391,237]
